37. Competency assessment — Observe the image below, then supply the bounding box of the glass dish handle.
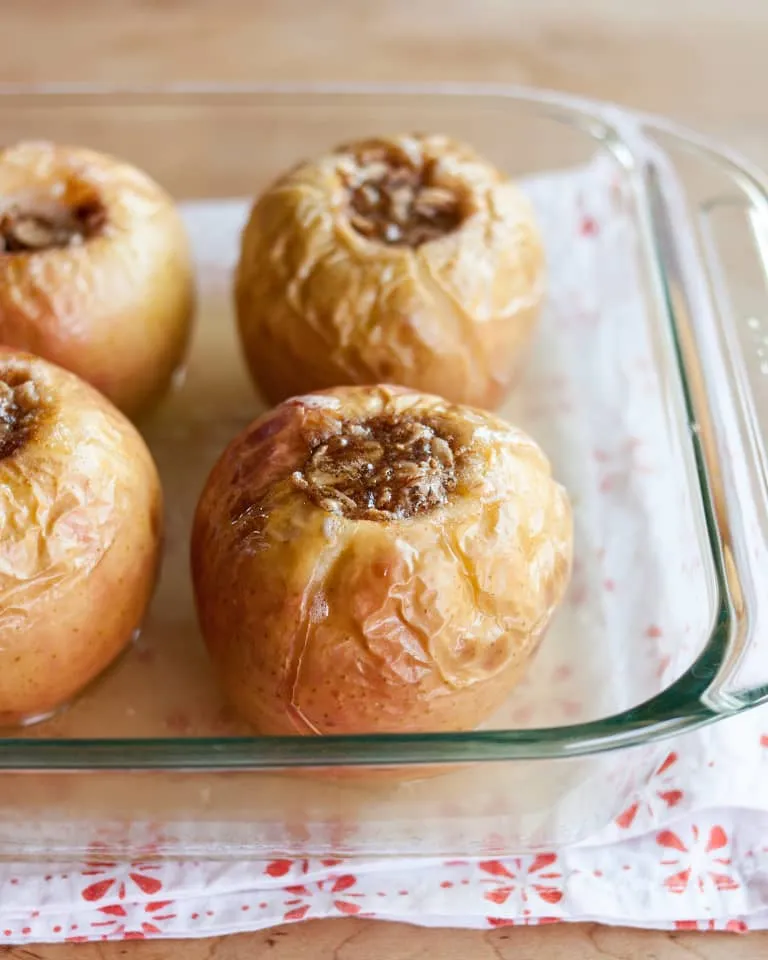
[696,186,768,711]
[631,116,768,716]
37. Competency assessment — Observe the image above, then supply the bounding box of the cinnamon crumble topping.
[293,414,466,520]
[339,144,465,247]
[0,368,40,459]
[0,200,106,254]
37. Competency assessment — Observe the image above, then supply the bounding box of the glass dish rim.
[1,80,766,769]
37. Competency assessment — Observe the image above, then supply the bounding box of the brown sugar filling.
[292,414,466,520]
[0,200,106,254]
[340,144,465,247]
[0,369,41,460]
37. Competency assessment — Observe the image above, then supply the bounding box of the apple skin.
[235,134,544,411]
[0,141,194,418]
[191,384,572,736]
[0,347,163,725]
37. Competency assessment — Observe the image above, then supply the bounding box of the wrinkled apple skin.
[235,134,545,410]
[0,141,195,418]
[0,348,163,725]
[191,385,571,736]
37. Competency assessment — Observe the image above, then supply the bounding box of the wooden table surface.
[1,1,767,957]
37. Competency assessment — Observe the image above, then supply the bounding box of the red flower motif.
[615,803,640,830]
[326,873,364,915]
[614,751,684,830]
[658,790,684,808]
[283,905,310,922]
[675,919,748,933]
[73,842,177,940]
[657,824,739,895]
[87,899,177,939]
[658,829,686,852]
[130,873,162,895]
[82,879,114,902]
[271,869,362,922]
[331,875,357,893]
[80,861,163,903]
[656,751,677,776]
[334,900,361,915]
[487,916,560,928]
[479,854,564,914]
[593,437,656,499]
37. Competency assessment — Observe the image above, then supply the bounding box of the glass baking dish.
[1,83,768,860]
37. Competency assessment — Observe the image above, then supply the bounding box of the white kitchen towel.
[3,152,767,942]
[0,782,765,940]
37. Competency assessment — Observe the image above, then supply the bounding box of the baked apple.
[191,385,571,735]
[235,134,545,410]
[0,348,162,725]
[0,141,194,417]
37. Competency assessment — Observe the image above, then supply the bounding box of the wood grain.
[2,0,768,162]
[0,921,766,959]
[1,0,767,956]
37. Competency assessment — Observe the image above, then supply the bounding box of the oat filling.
[341,147,465,247]
[0,200,106,254]
[292,414,466,520]
[0,370,40,460]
